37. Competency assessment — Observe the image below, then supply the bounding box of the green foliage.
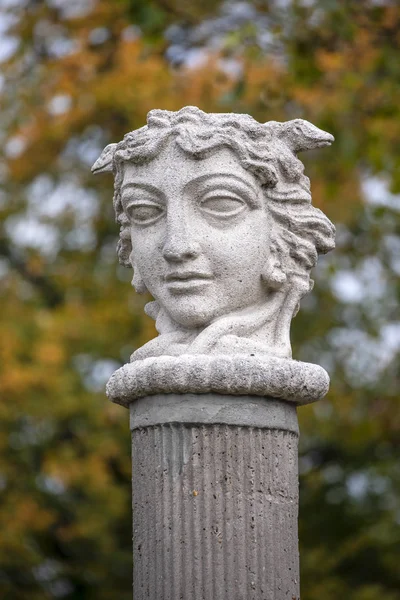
[0,0,399,598]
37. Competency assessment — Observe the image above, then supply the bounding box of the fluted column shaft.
[130,394,300,600]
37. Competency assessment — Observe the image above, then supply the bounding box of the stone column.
[107,353,329,600]
[130,394,299,600]
[92,106,335,599]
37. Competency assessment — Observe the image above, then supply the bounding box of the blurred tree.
[0,0,399,598]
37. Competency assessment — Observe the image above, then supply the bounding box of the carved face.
[120,143,271,329]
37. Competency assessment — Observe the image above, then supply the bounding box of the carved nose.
[162,223,201,262]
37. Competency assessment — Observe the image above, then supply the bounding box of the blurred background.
[0,0,399,598]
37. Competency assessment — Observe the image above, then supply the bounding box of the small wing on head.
[284,119,334,153]
[264,119,334,153]
[91,143,117,174]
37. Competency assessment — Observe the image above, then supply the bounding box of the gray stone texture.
[92,106,335,372]
[92,107,335,600]
[131,394,299,600]
[108,354,329,407]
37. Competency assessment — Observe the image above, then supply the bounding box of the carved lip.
[165,272,214,293]
[165,271,213,282]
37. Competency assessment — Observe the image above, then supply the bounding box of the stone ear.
[132,268,148,294]
[261,257,287,290]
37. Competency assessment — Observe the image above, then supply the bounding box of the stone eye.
[200,195,245,217]
[128,203,164,224]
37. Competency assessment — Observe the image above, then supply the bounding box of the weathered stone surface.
[92,107,335,599]
[93,106,335,402]
[129,393,299,432]
[131,395,299,600]
[107,353,329,407]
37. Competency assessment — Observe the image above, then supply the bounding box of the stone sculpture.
[93,106,335,406]
[93,106,335,600]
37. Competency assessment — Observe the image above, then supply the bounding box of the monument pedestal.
[130,394,299,600]
[106,353,328,600]
[95,106,335,599]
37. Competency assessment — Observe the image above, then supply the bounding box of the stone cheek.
[92,106,335,403]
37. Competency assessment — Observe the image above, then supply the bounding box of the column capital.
[107,353,329,407]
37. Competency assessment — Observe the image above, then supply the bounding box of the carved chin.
[166,307,213,329]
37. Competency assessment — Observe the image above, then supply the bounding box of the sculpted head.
[93,107,335,359]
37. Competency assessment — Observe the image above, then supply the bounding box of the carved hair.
[94,106,335,284]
